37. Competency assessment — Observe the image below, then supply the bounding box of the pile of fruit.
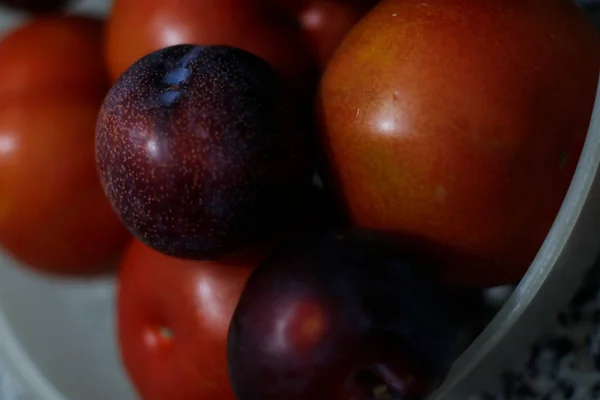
[0,0,599,399]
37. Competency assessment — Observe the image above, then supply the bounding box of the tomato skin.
[318,0,600,287]
[0,15,129,274]
[0,95,129,274]
[298,1,373,66]
[104,0,315,87]
[271,0,379,67]
[0,15,108,100]
[105,0,378,84]
[117,239,263,400]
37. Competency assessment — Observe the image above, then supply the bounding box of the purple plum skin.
[96,44,315,260]
[228,230,465,400]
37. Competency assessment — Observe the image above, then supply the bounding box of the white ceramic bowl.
[0,1,599,399]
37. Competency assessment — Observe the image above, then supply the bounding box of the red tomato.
[0,15,108,99]
[117,239,265,400]
[272,0,379,67]
[318,0,600,287]
[104,0,315,87]
[0,15,129,275]
[0,95,129,274]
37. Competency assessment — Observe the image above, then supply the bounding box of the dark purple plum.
[96,44,315,260]
[228,230,469,400]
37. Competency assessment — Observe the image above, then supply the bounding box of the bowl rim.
[431,72,600,400]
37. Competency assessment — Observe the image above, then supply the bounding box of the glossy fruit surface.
[118,239,262,400]
[0,15,107,99]
[0,95,129,274]
[299,0,377,66]
[96,44,315,260]
[270,0,378,67]
[318,0,600,287]
[228,230,462,400]
[104,0,314,86]
[0,15,128,274]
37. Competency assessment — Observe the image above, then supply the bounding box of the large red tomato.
[0,15,107,100]
[0,16,129,275]
[104,0,315,87]
[318,0,600,287]
[117,239,265,400]
[0,95,129,274]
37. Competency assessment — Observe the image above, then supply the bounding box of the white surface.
[0,258,136,400]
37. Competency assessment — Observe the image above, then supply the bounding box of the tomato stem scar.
[159,326,174,339]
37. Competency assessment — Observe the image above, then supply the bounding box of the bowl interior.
[0,258,136,400]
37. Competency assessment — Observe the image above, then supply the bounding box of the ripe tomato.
[0,15,108,100]
[0,15,129,275]
[271,0,378,67]
[297,0,377,66]
[318,0,600,287]
[104,0,315,87]
[0,95,129,274]
[117,239,265,400]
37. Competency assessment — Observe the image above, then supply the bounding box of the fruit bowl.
[430,75,600,400]
[0,0,599,399]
